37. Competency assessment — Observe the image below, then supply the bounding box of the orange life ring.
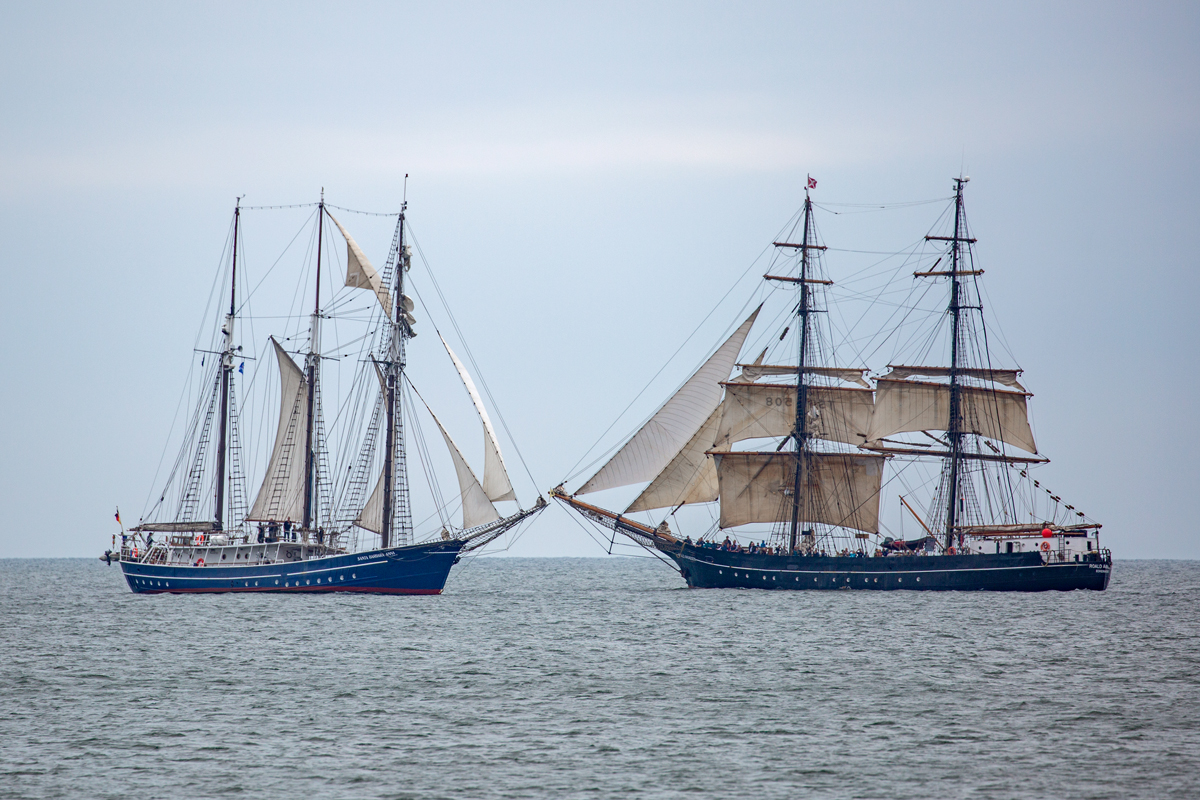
[132,548,138,559]
[946,546,957,555]
[1040,541,1051,552]
[196,558,205,567]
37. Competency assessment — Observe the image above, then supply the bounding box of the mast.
[788,185,814,547]
[214,199,239,531]
[380,200,407,549]
[944,177,967,549]
[303,191,324,532]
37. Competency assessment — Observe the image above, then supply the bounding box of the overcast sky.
[1,1,1197,559]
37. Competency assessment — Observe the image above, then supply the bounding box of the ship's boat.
[105,194,544,594]
[554,178,1110,591]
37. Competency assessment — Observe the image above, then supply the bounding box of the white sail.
[625,408,721,513]
[246,338,309,523]
[885,365,1024,391]
[735,364,870,388]
[354,361,389,534]
[867,378,1037,453]
[579,306,761,496]
[356,472,385,533]
[713,451,885,533]
[422,400,499,529]
[715,383,873,447]
[439,334,515,503]
[329,212,394,322]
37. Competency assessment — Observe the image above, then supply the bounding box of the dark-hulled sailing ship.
[104,195,544,594]
[555,178,1110,591]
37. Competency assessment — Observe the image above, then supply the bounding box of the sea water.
[1,557,1197,799]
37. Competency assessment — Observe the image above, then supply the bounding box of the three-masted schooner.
[555,178,1111,591]
[104,195,544,594]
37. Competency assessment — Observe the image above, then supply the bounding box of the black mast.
[303,192,324,533]
[380,201,407,549]
[788,186,815,548]
[214,199,239,531]
[944,177,967,550]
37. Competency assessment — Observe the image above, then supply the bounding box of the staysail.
[329,212,394,322]
[712,451,886,533]
[439,334,515,503]
[714,383,874,447]
[422,399,500,529]
[246,339,309,523]
[354,361,389,534]
[866,377,1037,453]
[578,306,761,496]
[625,408,722,513]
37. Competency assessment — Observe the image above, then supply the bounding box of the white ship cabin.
[961,528,1103,562]
[127,530,342,567]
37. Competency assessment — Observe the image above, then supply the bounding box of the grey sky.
[1,1,1196,559]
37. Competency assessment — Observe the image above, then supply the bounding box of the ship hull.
[666,545,1110,591]
[118,540,464,595]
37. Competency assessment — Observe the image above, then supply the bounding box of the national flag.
[115,508,121,525]
[807,176,817,189]
[238,362,244,374]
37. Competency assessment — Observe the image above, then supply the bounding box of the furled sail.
[578,306,761,495]
[714,383,874,447]
[735,364,871,388]
[712,451,886,533]
[439,334,515,502]
[885,365,1024,391]
[329,212,394,322]
[246,339,309,523]
[625,408,721,513]
[866,378,1037,453]
[427,404,501,529]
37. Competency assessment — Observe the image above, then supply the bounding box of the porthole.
[718,570,723,574]
[275,580,280,585]
[898,577,902,583]
[165,582,170,587]
[813,577,817,582]
[254,582,258,587]
[916,577,921,582]
[352,573,356,579]
[285,582,289,587]
[306,580,311,585]
[339,575,344,581]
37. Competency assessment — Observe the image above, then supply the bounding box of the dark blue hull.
[666,544,1111,591]
[119,540,464,595]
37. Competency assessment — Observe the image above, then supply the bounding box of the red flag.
[114,508,121,525]
[807,176,817,189]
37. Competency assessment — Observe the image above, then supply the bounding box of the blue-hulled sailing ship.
[555,178,1110,591]
[104,194,544,594]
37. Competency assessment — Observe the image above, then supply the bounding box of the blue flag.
[238,362,244,374]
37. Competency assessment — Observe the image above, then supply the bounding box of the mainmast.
[303,192,324,532]
[788,188,815,547]
[380,200,410,549]
[941,177,969,549]
[214,199,239,531]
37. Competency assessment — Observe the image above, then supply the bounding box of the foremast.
[788,185,816,550]
[302,194,324,533]
[214,199,239,531]
[380,201,415,548]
